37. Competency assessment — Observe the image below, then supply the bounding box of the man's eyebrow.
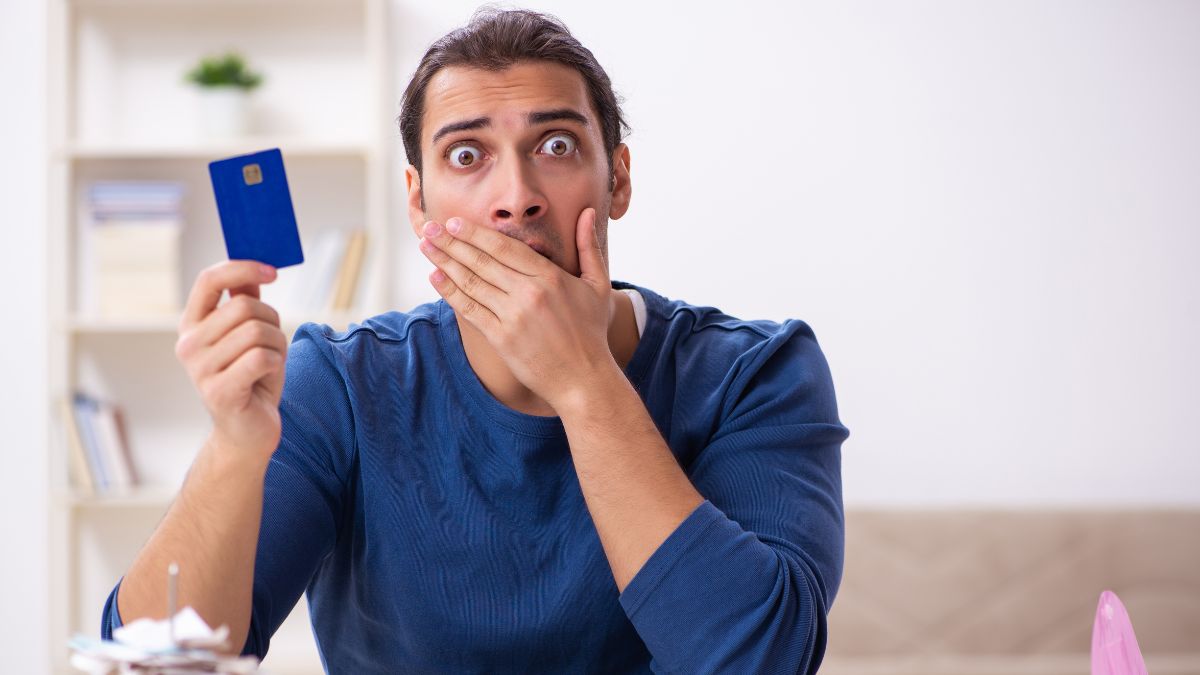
[430,109,588,145]
[431,117,490,144]
[528,108,589,127]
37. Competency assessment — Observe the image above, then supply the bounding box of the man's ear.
[405,165,425,237]
[608,144,632,220]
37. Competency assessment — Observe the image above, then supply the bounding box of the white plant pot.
[195,87,252,138]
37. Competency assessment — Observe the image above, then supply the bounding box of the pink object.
[1091,590,1149,675]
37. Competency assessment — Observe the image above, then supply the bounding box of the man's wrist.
[199,433,274,480]
[552,359,631,421]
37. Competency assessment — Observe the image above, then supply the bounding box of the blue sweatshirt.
[102,280,848,674]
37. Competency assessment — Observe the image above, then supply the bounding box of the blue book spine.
[72,393,109,492]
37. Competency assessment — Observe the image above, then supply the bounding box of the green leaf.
[184,51,264,90]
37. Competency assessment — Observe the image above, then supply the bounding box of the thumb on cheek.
[578,208,606,279]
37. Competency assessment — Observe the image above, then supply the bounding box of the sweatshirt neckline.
[437,279,663,438]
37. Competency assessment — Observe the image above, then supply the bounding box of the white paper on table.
[113,605,230,652]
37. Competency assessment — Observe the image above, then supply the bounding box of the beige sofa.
[821,510,1200,675]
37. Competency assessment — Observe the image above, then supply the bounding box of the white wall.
[0,0,49,670]
[392,0,1200,507]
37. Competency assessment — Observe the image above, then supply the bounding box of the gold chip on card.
[242,163,263,185]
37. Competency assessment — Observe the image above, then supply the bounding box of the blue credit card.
[208,148,304,268]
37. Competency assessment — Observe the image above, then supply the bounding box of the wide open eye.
[448,144,482,168]
[539,134,577,157]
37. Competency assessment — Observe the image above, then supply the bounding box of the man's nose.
[489,157,547,225]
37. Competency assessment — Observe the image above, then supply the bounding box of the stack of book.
[62,392,139,496]
[85,181,184,318]
[261,227,368,317]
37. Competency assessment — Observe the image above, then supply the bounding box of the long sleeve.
[618,320,848,674]
[101,323,357,660]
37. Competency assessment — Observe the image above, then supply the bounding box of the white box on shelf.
[93,220,182,318]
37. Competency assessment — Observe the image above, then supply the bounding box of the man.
[102,8,848,674]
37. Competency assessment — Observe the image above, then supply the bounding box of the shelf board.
[58,486,177,510]
[64,312,363,335]
[70,0,365,9]
[65,315,179,334]
[59,138,373,161]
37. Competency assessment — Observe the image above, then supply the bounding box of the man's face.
[406,60,631,277]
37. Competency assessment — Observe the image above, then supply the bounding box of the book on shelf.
[59,398,94,497]
[262,227,368,319]
[82,181,184,319]
[63,391,140,496]
[330,229,367,312]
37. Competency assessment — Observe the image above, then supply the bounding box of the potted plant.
[185,51,264,138]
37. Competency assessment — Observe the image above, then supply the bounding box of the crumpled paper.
[113,606,230,652]
[69,606,259,674]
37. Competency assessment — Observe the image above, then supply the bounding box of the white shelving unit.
[46,1,393,672]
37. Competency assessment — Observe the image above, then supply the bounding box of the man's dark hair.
[398,7,630,178]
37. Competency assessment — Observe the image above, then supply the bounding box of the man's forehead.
[423,62,595,141]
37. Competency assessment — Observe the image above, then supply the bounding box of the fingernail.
[446,218,461,234]
[260,264,275,280]
[423,221,442,237]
